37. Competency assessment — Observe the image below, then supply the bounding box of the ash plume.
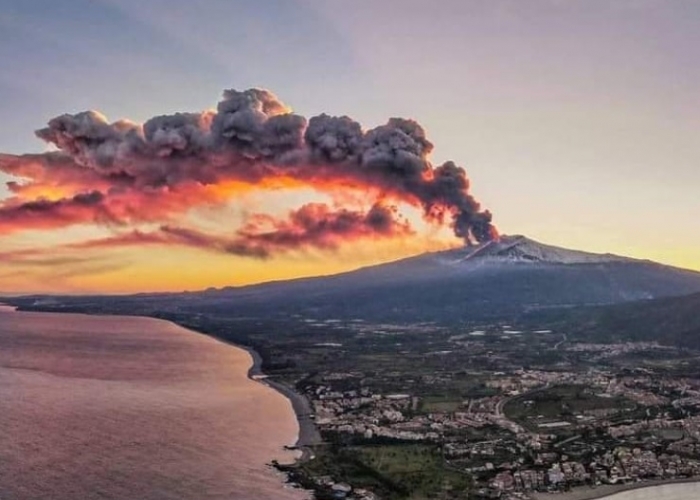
[231,203,412,257]
[0,87,497,255]
[44,203,411,259]
[0,190,113,233]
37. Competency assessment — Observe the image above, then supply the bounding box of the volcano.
[165,235,700,323]
[454,235,631,264]
[10,236,700,324]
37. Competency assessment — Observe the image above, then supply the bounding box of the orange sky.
[0,207,457,294]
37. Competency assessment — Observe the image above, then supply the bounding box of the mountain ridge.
[6,235,700,326]
[526,291,700,349]
[453,235,633,265]
[202,234,673,296]
[157,235,700,324]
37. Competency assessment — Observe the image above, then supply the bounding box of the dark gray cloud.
[2,87,497,244]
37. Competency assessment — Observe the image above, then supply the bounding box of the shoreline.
[1,305,322,463]
[234,342,322,460]
[531,477,700,500]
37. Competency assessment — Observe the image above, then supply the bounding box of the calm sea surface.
[0,307,307,500]
[598,482,700,500]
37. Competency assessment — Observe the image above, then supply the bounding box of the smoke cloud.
[0,87,496,255]
[0,191,114,234]
[24,203,411,260]
[231,203,412,257]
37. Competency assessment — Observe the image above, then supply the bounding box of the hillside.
[7,236,700,325]
[529,291,700,348]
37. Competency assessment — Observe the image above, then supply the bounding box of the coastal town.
[293,369,700,499]
[253,320,700,500]
[9,301,700,500]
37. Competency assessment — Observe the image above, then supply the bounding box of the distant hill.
[10,235,700,325]
[528,291,700,348]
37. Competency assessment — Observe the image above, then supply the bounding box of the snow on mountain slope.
[438,235,633,266]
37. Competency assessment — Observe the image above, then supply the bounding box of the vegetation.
[295,444,471,500]
[504,384,635,430]
[525,292,700,348]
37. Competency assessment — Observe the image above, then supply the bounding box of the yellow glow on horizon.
[0,234,460,294]
[3,233,699,295]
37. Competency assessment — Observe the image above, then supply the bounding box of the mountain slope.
[8,235,700,324]
[453,235,632,264]
[528,291,700,348]
[170,235,700,322]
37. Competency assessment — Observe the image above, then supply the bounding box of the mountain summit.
[12,235,700,325]
[455,235,631,265]
[163,235,700,323]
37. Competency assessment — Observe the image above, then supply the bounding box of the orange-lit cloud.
[0,87,496,265]
[1,202,412,263]
[0,191,114,234]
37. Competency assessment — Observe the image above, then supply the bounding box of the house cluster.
[481,449,700,497]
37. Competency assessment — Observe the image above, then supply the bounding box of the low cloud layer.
[0,88,496,256]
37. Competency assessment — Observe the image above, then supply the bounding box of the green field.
[418,396,464,413]
[299,444,471,499]
[504,384,635,430]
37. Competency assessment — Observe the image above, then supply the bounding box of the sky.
[1,0,699,294]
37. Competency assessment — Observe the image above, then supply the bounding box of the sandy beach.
[239,343,322,453]
[531,478,700,500]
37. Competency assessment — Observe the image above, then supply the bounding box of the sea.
[598,482,700,500]
[0,306,308,500]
